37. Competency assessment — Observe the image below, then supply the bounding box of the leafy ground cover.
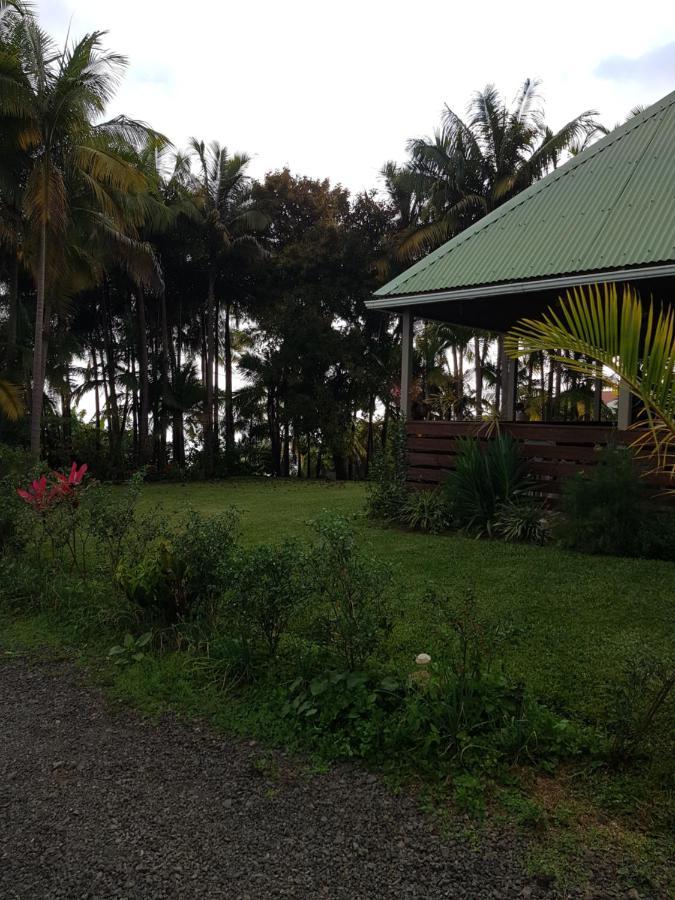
[2,477,673,896]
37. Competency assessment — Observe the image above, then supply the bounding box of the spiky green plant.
[505,283,675,485]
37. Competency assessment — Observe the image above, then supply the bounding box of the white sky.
[41,0,675,196]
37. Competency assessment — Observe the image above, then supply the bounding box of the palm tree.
[0,16,152,456]
[0,377,22,419]
[505,283,675,483]
[398,79,600,258]
[188,139,267,470]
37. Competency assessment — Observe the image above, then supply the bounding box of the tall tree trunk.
[29,220,47,458]
[266,387,281,476]
[213,295,220,460]
[204,272,216,475]
[137,287,151,463]
[159,286,170,469]
[224,299,235,458]
[7,256,19,370]
[102,281,121,466]
[91,349,101,452]
[365,394,375,475]
[495,337,503,415]
[282,419,290,477]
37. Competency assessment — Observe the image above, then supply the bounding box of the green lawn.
[139,478,675,721]
[4,476,673,892]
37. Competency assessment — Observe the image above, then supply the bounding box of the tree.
[396,79,600,259]
[0,15,153,456]
[188,140,267,472]
[505,283,675,483]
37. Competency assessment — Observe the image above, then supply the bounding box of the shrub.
[283,670,403,759]
[401,488,449,533]
[83,472,144,575]
[604,648,675,761]
[557,446,671,558]
[116,508,239,627]
[224,539,310,660]
[493,498,550,544]
[444,434,529,536]
[310,513,391,670]
[365,417,408,521]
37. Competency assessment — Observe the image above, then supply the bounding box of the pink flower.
[17,463,88,512]
[16,476,50,511]
[52,462,88,496]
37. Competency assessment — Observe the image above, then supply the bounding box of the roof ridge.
[379,89,675,297]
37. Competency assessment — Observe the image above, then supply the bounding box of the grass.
[3,476,674,895]
[139,478,674,721]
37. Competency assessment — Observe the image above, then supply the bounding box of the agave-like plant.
[505,283,675,483]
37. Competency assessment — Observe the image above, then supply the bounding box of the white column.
[501,349,517,421]
[400,311,414,419]
[617,379,632,431]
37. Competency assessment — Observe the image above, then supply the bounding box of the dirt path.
[0,657,582,899]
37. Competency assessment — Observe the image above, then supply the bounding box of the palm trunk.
[92,349,101,451]
[224,299,235,458]
[495,337,503,414]
[159,286,170,468]
[204,272,215,475]
[213,295,220,460]
[7,256,19,370]
[137,287,151,463]
[29,220,47,458]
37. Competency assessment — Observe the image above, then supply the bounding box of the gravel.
[0,656,638,899]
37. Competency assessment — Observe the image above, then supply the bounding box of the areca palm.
[399,79,600,258]
[189,139,267,469]
[505,283,675,483]
[0,16,152,456]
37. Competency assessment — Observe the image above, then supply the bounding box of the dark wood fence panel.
[405,420,672,500]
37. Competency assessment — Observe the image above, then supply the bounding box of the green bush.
[444,434,529,536]
[401,487,449,533]
[558,446,673,559]
[224,539,311,660]
[310,513,392,670]
[365,417,408,521]
[116,508,239,627]
[283,670,403,759]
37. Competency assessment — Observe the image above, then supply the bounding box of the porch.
[366,94,675,501]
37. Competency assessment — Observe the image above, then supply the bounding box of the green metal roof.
[371,90,675,304]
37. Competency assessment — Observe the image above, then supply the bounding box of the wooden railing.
[406,420,673,499]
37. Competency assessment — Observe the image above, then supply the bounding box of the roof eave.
[366,263,675,311]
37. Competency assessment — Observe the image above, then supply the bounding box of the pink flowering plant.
[16,462,90,571]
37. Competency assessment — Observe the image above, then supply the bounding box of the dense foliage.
[0,4,613,481]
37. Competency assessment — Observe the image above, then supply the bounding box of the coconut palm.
[505,283,675,483]
[0,16,154,456]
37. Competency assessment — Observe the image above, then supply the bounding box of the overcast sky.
[41,0,675,194]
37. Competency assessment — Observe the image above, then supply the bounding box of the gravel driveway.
[0,656,623,899]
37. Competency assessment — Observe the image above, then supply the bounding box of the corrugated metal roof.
[373,90,675,300]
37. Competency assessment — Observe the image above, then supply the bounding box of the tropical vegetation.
[0,4,616,478]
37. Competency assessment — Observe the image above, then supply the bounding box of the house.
[366,91,675,493]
